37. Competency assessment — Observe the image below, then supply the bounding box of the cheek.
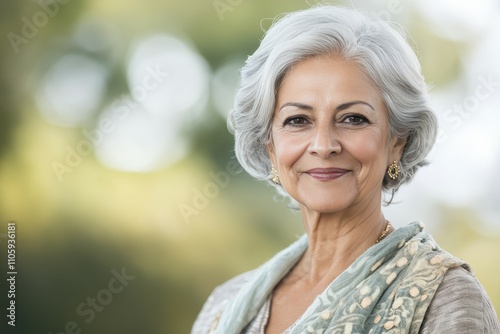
[347,131,388,173]
[272,131,308,167]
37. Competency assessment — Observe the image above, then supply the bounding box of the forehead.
[277,54,383,105]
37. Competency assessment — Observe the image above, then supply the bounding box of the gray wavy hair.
[228,5,437,202]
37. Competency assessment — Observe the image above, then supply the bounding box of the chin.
[296,188,357,214]
[301,201,352,214]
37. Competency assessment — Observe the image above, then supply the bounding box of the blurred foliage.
[0,0,498,333]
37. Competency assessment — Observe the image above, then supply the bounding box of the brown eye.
[283,116,310,126]
[341,114,368,125]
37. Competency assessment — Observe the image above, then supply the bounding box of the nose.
[307,121,341,158]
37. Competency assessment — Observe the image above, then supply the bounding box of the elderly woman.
[192,6,500,334]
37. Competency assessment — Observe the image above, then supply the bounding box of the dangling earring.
[387,161,400,180]
[270,165,281,185]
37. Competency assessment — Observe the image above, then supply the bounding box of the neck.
[295,195,387,285]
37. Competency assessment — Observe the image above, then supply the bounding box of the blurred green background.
[1,0,499,333]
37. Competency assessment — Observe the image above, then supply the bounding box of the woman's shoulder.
[191,269,258,334]
[421,266,500,333]
[212,268,258,299]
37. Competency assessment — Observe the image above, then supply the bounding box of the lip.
[304,168,350,181]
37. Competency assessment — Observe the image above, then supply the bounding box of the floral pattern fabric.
[210,222,468,334]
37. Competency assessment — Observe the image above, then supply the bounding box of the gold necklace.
[375,221,392,244]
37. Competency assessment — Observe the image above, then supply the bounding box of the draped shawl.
[213,222,468,334]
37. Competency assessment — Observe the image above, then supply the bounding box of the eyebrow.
[279,100,375,112]
[279,102,313,111]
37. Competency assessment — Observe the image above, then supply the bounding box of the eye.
[283,115,310,127]
[340,114,369,125]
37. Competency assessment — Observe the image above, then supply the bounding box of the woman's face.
[268,55,405,214]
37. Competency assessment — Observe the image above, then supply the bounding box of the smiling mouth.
[304,168,350,181]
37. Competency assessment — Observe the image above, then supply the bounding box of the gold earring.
[387,161,400,180]
[270,165,281,185]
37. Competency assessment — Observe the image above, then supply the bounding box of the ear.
[389,136,407,163]
[267,140,277,167]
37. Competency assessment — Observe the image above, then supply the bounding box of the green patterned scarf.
[213,222,469,334]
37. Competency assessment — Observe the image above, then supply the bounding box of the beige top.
[192,266,500,333]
